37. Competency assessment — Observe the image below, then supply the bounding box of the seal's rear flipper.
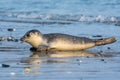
[94,37,116,46]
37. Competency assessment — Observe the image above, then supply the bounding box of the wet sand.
[0,48,120,80]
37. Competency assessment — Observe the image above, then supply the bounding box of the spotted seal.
[20,29,116,51]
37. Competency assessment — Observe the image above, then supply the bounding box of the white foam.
[0,12,119,23]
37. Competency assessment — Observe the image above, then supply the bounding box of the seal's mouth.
[20,37,25,42]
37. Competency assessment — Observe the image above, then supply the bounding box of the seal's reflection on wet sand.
[21,50,112,74]
[30,50,111,58]
[22,50,112,65]
[24,51,97,65]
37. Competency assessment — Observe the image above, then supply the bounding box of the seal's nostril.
[20,37,24,41]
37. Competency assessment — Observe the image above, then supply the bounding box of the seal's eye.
[26,34,30,37]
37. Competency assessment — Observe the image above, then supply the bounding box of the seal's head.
[21,29,44,48]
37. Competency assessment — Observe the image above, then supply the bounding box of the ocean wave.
[0,12,119,24]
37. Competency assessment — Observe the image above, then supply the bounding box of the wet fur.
[43,33,95,50]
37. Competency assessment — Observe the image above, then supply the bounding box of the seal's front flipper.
[37,45,50,51]
[30,47,37,52]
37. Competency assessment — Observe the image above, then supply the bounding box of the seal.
[20,29,116,51]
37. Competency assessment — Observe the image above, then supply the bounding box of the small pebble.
[2,64,10,68]
[14,39,19,42]
[24,68,30,73]
[79,60,83,63]
[76,59,80,61]
[115,23,120,26]
[76,59,83,63]
[7,28,16,32]
[7,36,19,42]
[107,47,111,50]
[10,72,16,76]
[0,37,6,41]
[101,59,105,61]
[7,36,13,41]
[100,51,103,53]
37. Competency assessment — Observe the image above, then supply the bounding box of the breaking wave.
[0,12,119,24]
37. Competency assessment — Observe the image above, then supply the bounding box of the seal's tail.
[94,37,116,46]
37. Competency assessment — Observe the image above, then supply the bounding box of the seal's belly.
[49,41,95,50]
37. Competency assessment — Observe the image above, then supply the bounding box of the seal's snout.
[20,37,24,42]
[20,36,26,42]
